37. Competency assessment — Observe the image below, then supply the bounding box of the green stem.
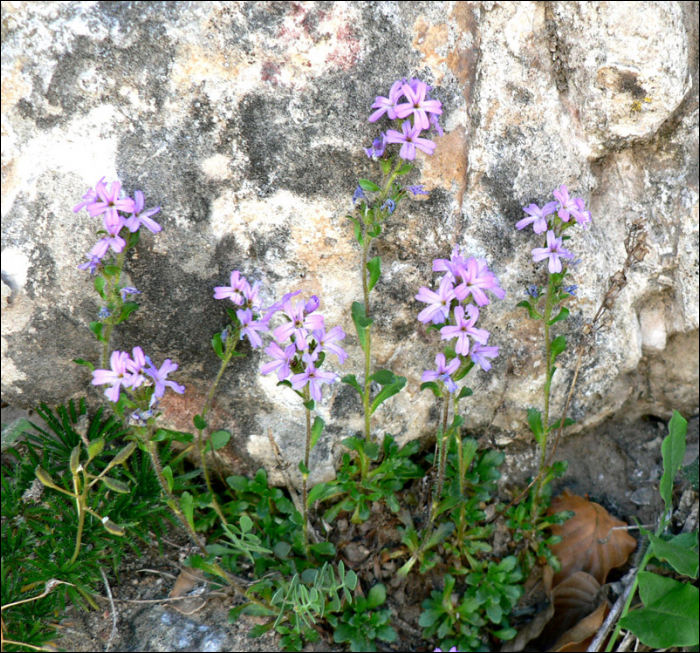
[454,394,467,554]
[100,248,127,368]
[430,395,451,524]
[362,236,372,447]
[197,328,241,527]
[69,468,88,565]
[532,275,555,517]
[302,386,311,551]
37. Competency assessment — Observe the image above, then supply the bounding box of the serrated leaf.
[548,306,570,326]
[358,179,381,192]
[102,476,130,494]
[660,410,688,515]
[367,256,381,292]
[310,416,325,451]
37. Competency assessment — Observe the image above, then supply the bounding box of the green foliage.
[329,582,396,652]
[1,400,172,651]
[308,434,423,524]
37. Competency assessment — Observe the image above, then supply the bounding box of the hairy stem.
[362,235,373,447]
[302,386,311,551]
[100,248,127,368]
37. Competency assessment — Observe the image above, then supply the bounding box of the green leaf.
[181,492,195,532]
[101,518,125,536]
[310,416,325,451]
[162,465,174,493]
[103,264,120,276]
[366,583,387,609]
[239,515,254,533]
[660,410,688,515]
[420,381,442,398]
[376,625,397,642]
[334,624,354,643]
[648,532,699,578]
[619,571,699,648]
[248,623,274,638]
[210,430,231,451]
[299,461,310,476]
[351,302,373,352]
[72,358,95,371]
[101,476,130,494]
[35,467,64,493]
[212,333,225,360]
[94,276,106,298]
[457,386,473,400]
[347,216,364,247]
[550,335,567,360]
[370,369,396,385]
[418,609,441,627]
[527,408,544,447]
[396,162,413,176]
[89,321,104,340]
[87,438,105,461]
[359,179,381,192]
[303,399,315,411]
[115,302,139,324]
[307,482,344,505]
[309,542,336,557]
[549,417,575,431]
[341,374,364,398]
[109,441,137,467]
[152,428,194,444]
[1,417,34,452]
[516,300,542,321]
[548,306,570,325]
[370,376,406,415]
[193,414,208,430]
[367,256,381,292]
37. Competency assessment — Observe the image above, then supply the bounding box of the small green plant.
[328,582,396,652]
[308,433,423,523]
[419,562,521,653]
[609,411,699,651]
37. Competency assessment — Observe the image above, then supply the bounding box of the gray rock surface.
[2,1,698,483]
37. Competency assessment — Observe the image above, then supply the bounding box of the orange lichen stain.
[1,58,32,110]
[446,2,481,92]
[412,17,449,81]
[421,126,468,192]
[171,44,245,86]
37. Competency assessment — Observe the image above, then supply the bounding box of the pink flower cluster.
[92,347,184,403]
[366,78,443,161]
[74,179,161,274]
[516,184,592,274]
[416,247,505,392]
[214,270,270,348]
[261,292,347,403]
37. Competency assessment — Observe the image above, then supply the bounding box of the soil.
[5,408,699,653]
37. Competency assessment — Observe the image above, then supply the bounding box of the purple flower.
[214,270,248,305]
[453,257,506,306]
[87,180,135,223]
[422,353,460,393]
[368,80,405,122]
[429,112,444,137]
[381,199,396,215]
[90,232,126,258]
[145,356,185,398]
[120,286,141,301]
[364,133,388,158]
[261,342,297,381]
[304,296,321,314]
[273,296,325,350]
[237,308,268,348]
[432,245,468,279]
[469,342,499,372]
[526,284,539,298]
[98,306,111,319]
[291,363,338,402]
[552,185,579,223]
[243,280,263,312]
[563,284,578,296]
[531,230,574,274]
[312,325,348,364]
[571,197,592,229]
[440,305,490,356]
[124,190,162,234]
[395,80,443,131]
[407,184,429,196]
[73,177,106,213]
[385,121,437,161]
[416,276,456,324]
[353,186,368,204]
[92,351,140,402]
[516,202,558,234]
[79,252,103,274]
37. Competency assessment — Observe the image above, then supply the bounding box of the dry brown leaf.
[168,566,208,615]
[553,601,609,652]
[549,489,637,586]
